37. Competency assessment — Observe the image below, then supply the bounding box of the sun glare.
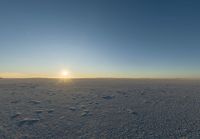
[60,70,70,78]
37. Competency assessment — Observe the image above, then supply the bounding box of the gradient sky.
[0,0,200,78]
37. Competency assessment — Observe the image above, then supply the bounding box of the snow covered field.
[0,79,200,139]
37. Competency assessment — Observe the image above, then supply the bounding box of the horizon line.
[1,77,200,80]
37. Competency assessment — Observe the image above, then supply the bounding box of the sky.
[0,0,200,78]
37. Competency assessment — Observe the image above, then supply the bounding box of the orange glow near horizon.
[0,71,200,79]
[0,72,55,78]
[0,69,73,79]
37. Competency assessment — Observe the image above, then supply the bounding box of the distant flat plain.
[0,78,200,139]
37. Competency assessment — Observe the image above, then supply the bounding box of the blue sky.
[0,0,200,78]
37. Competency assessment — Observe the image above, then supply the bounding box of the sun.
[60,70,70,78]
